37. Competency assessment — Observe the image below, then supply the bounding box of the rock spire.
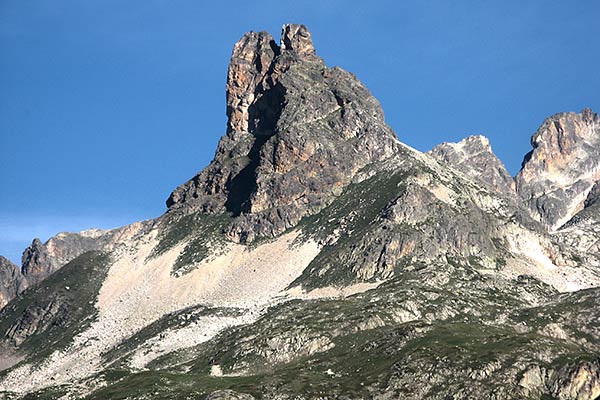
[167,24,398,242]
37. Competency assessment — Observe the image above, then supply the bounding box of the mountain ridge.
[0,24,599,399]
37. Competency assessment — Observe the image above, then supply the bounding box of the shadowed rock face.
[516,108,600,230]
[0,257,26,309]
[167,23,399,242]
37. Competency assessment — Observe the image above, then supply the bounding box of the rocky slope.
[0,24,599,400]
[20,229,107,286]
[0,223,154,309]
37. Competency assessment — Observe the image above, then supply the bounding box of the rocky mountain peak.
[225,30,278,134]
[167,24,398,242]
[516,108,600,230]
[581,107,599,124]
[428,135,515,196]
[225,24,321,136]
[20,238,49,286]
[2,20,600,399]
[280,24,315,55]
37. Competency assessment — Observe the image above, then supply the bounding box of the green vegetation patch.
[149,212,231,276]
[293,166,416,289]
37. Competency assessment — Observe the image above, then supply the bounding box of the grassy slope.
[77,284,598,399]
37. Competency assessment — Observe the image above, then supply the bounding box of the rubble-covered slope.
[17,269,600,400]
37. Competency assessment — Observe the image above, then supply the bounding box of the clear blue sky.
[1,0,599,263]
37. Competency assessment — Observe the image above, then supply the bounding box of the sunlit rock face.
[429,135,516,197]
[516,108,600,230]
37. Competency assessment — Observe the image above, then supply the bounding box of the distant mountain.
[0,24,599,400]
[516,108,600,230]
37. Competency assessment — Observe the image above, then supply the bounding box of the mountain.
[0,24,599,400]
[429,135,515,197]
[167,23,398,243]
[0,258,26,310]
[516,108,600,230]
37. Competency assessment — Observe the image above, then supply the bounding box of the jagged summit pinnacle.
[280,24,316,55]
[167,23,398,242]
[226,24,320,136]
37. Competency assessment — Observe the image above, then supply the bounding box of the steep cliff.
[167,24,398,242]
[516,108,600,230]
[0,258,26,310]
[429,135,515,197]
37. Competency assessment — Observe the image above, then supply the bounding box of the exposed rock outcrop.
[19,225,148,288]
[205,390,255,400]
[21,231,107,286]
[0,257,27,309]
[20,238,51,286]
[429,135,515,197]
[516,108,600,230]
[167,23,398,242]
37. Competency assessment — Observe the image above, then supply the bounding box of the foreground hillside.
[1,24,599,399]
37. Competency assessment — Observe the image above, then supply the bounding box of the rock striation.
[516,108,600,230]
[167,23,398,242]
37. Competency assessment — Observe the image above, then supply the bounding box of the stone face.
[205,390,255,400]
[584,181,600,209]
[167,23,399,242]
[0,257,27,310]
[21,233,103,286]
[20,238,51,286]
[225,31,278,134]
[1,230,120,309]
[280,23,316,55]
[516,108,600,230]
[429,135,515,197]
